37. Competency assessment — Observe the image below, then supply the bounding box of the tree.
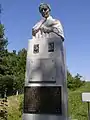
[67,70,85,90]
[0,24,9,97]
[67,70,74,89]
[15,48,27,93]
[73,73,85,88]
[9,48,27,94]
[0,24,8,50]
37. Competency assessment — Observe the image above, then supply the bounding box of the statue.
[32,3,64,41]
[23,3,68,120]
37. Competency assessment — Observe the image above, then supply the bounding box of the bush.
[67,72,85,91]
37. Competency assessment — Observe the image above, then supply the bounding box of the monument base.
[23,114,66,120]
[23,35,68,120]
[23,86,68,120]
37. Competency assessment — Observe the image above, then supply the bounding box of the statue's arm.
[40,20,64,41]
[32,19,44,36]
[32,28,40,36]
[51,20,64,41]
[40,26,53,33]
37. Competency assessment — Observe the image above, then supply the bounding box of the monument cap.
[39,3,51,13]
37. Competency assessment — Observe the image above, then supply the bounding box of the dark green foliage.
[0,24,26,97]
[67,71,85,90]
[0,24,9,97]
[0,24,5,38]
[0,24,8,50]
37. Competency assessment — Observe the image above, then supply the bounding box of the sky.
[0,0,90,81]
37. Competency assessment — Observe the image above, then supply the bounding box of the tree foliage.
[0,24,26,97]
[67,71,85,90]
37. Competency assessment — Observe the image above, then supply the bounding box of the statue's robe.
[32,15,64,40]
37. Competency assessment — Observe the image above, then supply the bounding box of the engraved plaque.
[24,86,62,115]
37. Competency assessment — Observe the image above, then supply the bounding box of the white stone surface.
[24,33,68,120]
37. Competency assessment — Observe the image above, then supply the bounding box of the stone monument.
[23,3,68,120]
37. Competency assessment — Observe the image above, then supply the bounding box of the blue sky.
[1,0,90,81]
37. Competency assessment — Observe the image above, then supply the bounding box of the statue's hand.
[32,28,39,36]
[40,26,52,34]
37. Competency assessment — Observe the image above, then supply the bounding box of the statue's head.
[39,3,51,18]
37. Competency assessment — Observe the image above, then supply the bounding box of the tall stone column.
[23,33,68,120]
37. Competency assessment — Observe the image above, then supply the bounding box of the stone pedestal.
[23,33,68,120]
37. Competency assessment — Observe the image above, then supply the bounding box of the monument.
[23,3,68,120]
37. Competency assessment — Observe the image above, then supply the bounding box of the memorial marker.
[23,3,68,120]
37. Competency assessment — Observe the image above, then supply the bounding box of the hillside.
[0,82,90,120]
[68,82,90,119]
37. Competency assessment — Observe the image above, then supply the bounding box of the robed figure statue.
[32,3,64,41]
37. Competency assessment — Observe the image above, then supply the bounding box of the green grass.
[68,82,90,120]
[1,82,90,120]
[7,95,23,120]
